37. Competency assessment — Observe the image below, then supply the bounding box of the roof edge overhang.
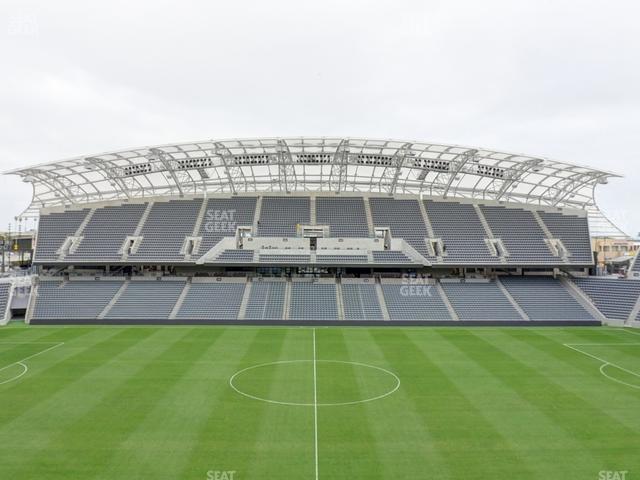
[4,137,622,219]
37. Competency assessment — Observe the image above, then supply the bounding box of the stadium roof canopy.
[4,137,626,236]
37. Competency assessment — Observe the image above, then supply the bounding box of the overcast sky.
[1,0,638,236]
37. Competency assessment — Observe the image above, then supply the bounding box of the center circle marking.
[229,360,400,406]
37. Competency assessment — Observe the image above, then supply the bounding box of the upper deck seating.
[67,203,147,261]
[258,197,309,237]
[35,209,90,262]
[316,197,369,237]
[424,200,494,263]
[196,197,257,257]
[369,198,432,260]
[480,205,557,264]
[130,199,203,261]
[538,211,593,264]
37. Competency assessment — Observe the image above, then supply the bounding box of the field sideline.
[0,325,639,479]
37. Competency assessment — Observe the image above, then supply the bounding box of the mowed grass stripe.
[0,328,182,479]
[41,328,222,479]
[181,329,297,479]
[463,330,640,473]
[0,327,151,427]
[315,328,385,480]
[344,329,451,479]
[433,329,604,479]
[498,329,640,432]
[90,328,248,480]
[371,329,536,480]
[245,329,317,479]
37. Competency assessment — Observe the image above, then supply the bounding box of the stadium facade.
[3,137,640,327]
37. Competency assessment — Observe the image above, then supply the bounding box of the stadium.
[1,137,639,479]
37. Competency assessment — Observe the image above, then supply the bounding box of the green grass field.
[0,325,639,480]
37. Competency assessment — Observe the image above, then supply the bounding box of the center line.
[312,328,319,480]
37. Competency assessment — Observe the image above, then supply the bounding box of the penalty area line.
[563,342,640,389]
[0,342,64,385]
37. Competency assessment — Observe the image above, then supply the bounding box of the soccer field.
[0,325,639,480]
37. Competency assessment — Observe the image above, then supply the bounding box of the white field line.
[0,342,64,385]
[563,342,640,389]
[620,328,640,338]
[312,328,319,480]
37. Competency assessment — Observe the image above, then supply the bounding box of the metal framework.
[4,137,626,236]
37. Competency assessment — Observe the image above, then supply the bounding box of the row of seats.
[573,277,640,320]
[30,276,606,322]
[0,283,11,322]
[35,197,593,265]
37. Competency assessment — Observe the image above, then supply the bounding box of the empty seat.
[369,198,433,259]
[130,199,203,261]
[480,205,557,264]
[381,283,452,320]
[176,282,246,320]
[574,277,640,320]
[316,197,369,237]
[372,251,413,263]
[424,200,494,263]
[34,209,90,262]
[67,204,148,261]
[441,281,522,320]
[258,197,310,237]
[342,283,384,320]
[500,276,594,320]
[0,283,11,321]
[196,197,257,257]
[290,282,338,320]
[245,281,286,320]
[538,211,593,264]
[33,279,123,319]
[105,280,185,319]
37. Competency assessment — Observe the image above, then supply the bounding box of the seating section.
[381,283,452,320]
[631,250,640,274]
[33,197,596,269]
[130,199,203,261]
[67,203,148,261]
[196,197,257,256]
[28,275,612,323]
[35,209,90,262]
[289,282,338,320]
[245,281,286,320]
[500,276,594,320]
[316,255,368,264]
[424,200,494,263]
[258,196,309,236]
[105,280,185,319]
[372,251,413,263]
[176,282,246,320]
[33,279,123,319]
[441,281,522,320]
[538,211,593,264]
[215,250,255,262]
[0,283,11,321]
[260,254,311,263]
[480,205,557,264]
[574,277,640,320]
[369,198,432,259]
[316,197,369,237]
[342,283,384,320]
